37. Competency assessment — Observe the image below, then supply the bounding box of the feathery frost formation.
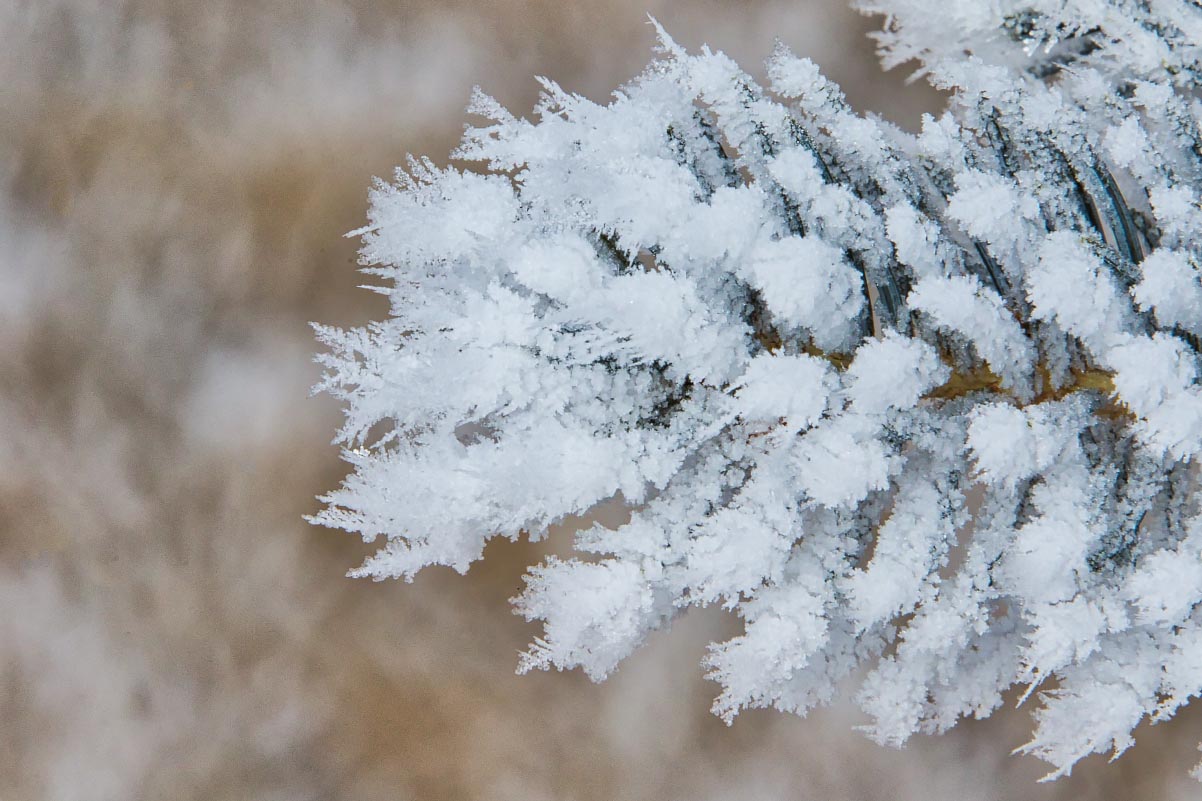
[314,1,1202,780]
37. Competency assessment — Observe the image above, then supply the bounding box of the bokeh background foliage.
[2,1,1199,799]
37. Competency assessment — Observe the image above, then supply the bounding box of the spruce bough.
[314,2,1202,780]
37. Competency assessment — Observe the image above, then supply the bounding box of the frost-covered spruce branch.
[313,1,1202,781]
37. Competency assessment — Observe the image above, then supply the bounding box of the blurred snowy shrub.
[314,0,1202,781]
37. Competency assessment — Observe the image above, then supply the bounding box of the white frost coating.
[315,6,1202,784]
[743,235,864,351]
[705,584,830,721]
[514,558,659,681]
[843,472,959,630]
[1104,117,1150,171]
[1001,468,1098,606]
[946,170,1039,251]
[1132,249,1202,336]
[1150,184,1202,242]
[967,403,1071,490]
[908,275,1034,397]
[1026,232,1132,356]
[733,353,833,427]
[843,334,949,415]
[885,203,945,279]
[1125,520,1202,625]
[1107,335,1202,459]
[793,417,894,508]
[509,234,605,303]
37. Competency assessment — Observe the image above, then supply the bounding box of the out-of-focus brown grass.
[3,2,1200,799]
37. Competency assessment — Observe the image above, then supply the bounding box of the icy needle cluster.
[314,1,1202,780]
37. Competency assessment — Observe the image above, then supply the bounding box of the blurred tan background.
[2,1,1200,799]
